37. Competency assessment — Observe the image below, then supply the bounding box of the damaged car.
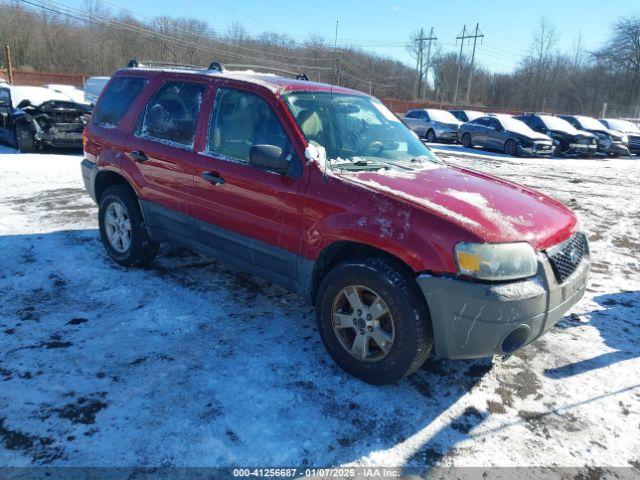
[514,113,598,157]
[0,84,92,152]
[557,114,630,157]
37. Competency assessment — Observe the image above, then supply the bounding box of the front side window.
[206,87,292,164]
[92,77,148,128]
[284,92,440,167]
[136,81,205,148]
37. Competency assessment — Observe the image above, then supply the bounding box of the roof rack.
[127,59,204,70]
[126,59,308,80]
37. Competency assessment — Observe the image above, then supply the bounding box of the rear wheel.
[316,258,432,385]
[15,123,35,153]
[426,129,436,143]
[98,185,159,267]
[505,139,519,157]
[461,133,473,149]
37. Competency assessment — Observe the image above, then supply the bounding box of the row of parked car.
[402,108,640,158]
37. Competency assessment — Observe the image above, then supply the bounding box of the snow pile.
[0,150,639,470]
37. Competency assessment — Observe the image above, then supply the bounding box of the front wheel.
[461,133,473,149]
[15,123,35,153]
[505,139,519,157]
[98,185,159,267]
[316,258,433,385]
[425,129,436,143]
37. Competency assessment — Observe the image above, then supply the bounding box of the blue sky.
[72,0,637,72]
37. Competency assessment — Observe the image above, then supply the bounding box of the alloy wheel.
[331,285,395,363]
[104,201,132,253]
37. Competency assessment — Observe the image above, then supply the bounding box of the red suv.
[81,61,590,385]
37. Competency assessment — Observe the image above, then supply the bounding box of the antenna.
[326,19,339,177]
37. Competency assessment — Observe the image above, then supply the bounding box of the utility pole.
[421,27,437,99]
[412,28,425,99]
[464,23,484,104]
[5,45,13,84]
[453,25,467,105]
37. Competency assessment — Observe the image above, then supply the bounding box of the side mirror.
[249,144,288,174]
[17,99,31,109]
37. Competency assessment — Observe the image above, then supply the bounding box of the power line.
[17,0,335,73]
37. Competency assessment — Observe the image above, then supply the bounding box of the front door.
[189,84,307,288]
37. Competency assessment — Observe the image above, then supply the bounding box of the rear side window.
[136,81,205,148]
[206,87,291,163]
[92,77,148,128]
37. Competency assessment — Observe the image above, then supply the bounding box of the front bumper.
[35,131,83,148]
[81,158,98,202]
[565,143,597,155]
[518,143,553,156]
[416,252,589,359]
[435,128,459,142]
[597,141,630,156]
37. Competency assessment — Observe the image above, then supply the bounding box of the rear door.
[188,83,307,288]
[124,78,209,236]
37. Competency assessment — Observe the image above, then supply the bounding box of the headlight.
[621,135,628,143]
[454,242,538,281]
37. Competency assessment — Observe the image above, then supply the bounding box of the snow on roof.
[122,66,365,95]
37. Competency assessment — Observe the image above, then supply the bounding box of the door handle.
[201,172,225,186]
[127,150,148,163]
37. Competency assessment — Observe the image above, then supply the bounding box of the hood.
[511,130,551,142]
[38,100,92,114]
[548,128,596,139]
[340,165,577,251]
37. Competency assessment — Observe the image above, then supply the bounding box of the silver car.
[402,108,462,143]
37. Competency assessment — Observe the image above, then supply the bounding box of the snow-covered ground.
[1,143,639,472]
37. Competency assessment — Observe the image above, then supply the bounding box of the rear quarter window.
[135,81,206,148]
[92,77,148,129]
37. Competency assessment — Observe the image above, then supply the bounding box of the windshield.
[575,116,606,130]
[427,109,459,123]
[283,92,440,167]
[497,115,540,136]
[539,115,579,134]
[602,118,639,133]
[465,110,483,121]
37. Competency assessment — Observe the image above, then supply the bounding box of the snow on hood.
[10,86,84,108]
[338,165,577,250]
[43,84,89,105]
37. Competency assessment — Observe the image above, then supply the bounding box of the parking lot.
[0,143,638,470]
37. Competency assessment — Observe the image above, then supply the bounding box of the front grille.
[546,232,589,283]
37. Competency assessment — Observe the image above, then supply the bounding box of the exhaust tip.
[501,325,531,355]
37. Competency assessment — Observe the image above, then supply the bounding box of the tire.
[505,139,519,157]
[15,123,35,153]
[461,133,473,149]
[98,185,159,267]
[316,257,433,385]
[426,129,436,143]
